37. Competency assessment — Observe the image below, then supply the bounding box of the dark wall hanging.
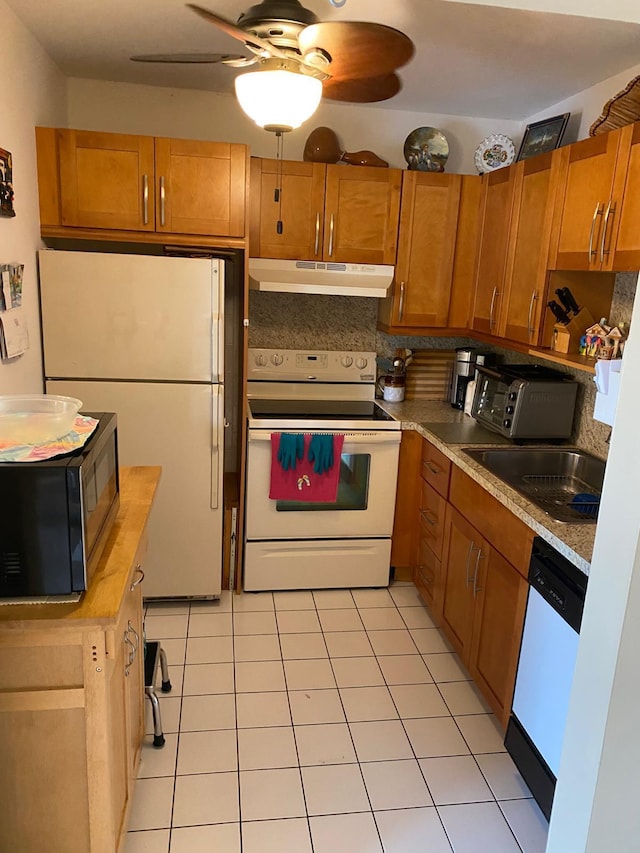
[0,148,15,218]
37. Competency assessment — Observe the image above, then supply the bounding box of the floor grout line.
[136,588,540,853]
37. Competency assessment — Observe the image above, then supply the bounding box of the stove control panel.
[248,349,376,382]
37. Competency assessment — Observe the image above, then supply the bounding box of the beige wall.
[66,77,524,174]
[525,61,640,140]
[0,0,67,395]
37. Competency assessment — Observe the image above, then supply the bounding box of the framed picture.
[516,113,570,161]
[0,148,15,218]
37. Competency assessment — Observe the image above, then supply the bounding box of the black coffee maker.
[450,347,476,409]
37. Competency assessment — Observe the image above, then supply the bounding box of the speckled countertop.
[376,399,596,576]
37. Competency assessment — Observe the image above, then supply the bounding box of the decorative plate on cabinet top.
[474,134,516,174]
[403,127,449,172]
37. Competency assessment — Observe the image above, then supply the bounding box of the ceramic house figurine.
[604,326,625,359]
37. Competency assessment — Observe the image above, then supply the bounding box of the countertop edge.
[378,400,593,575]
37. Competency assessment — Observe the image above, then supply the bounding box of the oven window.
[276,453,370,512]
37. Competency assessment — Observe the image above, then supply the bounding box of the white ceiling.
[6,0,640,119]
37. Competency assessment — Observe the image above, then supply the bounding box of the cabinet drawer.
[420,438,452,498]
[414,537,440,608]
[418,480,447,559]
[449,466,533,576]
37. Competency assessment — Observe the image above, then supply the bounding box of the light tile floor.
[126,583,549,853]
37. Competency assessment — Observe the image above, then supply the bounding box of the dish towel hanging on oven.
[269,433,345,502]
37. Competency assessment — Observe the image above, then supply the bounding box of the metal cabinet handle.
[472,549,485,598]
[424,460,441,476]
[398,281,406,321]
[419,509,438,527]
[527,291,539,337]
[124,631,135,675]
[489,287,499,332]
[328,213,335,257]
[130,565,145,592]
[314,212,321,256]
[142,174,149,225]
[128,620,140,653]
[464,541,476,586]
[599,201,616,264]
[588,202,602,261]
[159,175,166,227]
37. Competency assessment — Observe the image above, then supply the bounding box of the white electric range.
[245,348,401,591]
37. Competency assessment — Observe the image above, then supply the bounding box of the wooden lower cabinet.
[437,504,528,727]
[0,467,158,853]
[469,544,528,725]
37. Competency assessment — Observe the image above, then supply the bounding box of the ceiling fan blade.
[322,72,401,103]
[131,53,245,64]
[299,22,414,81]
[186,3,288,59]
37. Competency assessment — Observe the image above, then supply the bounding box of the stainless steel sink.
[463,447,606,523]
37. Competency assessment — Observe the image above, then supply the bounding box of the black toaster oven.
[0,412,119,597]
[471,365,578,440]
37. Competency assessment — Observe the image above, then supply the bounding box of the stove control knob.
[503,419,512,429]
[508,392,518,402]
[355,357,368,370]
[505,405,515,415]
[254,354,267,367]
[341,356,354,368]
[271,353,284,366]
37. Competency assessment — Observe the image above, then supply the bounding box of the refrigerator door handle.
[211,387,221,510]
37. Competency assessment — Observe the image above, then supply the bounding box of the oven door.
[246,429,401,540]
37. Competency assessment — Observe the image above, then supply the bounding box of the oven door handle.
[248,429,401,445]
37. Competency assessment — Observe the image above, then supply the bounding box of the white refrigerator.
[38,249,225,598]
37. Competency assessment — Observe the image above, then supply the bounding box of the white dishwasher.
[505,537,587,821]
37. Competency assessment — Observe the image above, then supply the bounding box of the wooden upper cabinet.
[56,129,155,231]
[606,122,640,271]
[549,129,622,271]
[323,164,401,264]
[470,165,516,335]
[35,127,247,241]
[155,137,246,237]
[379,172,462,329]
[250,158,326,259]
[499,152,559,345]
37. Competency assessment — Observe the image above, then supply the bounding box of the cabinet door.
[57,129,155,231]
[390,430,422,572]
[608,122,640,271]
[500,153,557,345]
[438,506,481,659]
[470,166,515,335]
[386,172,462,327]
[155,138,246,236]
[468,546,528,727]
[323,165,401,264]
[551,130,621,270]
[124,574,144,789]
[250,158,326,259]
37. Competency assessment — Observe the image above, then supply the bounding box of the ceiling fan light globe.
[235,68,322,131]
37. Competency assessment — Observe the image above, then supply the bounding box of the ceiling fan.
[131,0,415,131]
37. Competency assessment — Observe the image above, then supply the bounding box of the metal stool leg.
[159,646,172,693]
[145,685,165,748]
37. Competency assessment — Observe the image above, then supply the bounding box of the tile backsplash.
[248,271,637,460]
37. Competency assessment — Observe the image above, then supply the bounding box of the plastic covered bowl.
[0,395,83,445]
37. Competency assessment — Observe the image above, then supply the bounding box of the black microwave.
[0,413,119,598]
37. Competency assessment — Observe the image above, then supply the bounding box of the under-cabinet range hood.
[249,258,394,298]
